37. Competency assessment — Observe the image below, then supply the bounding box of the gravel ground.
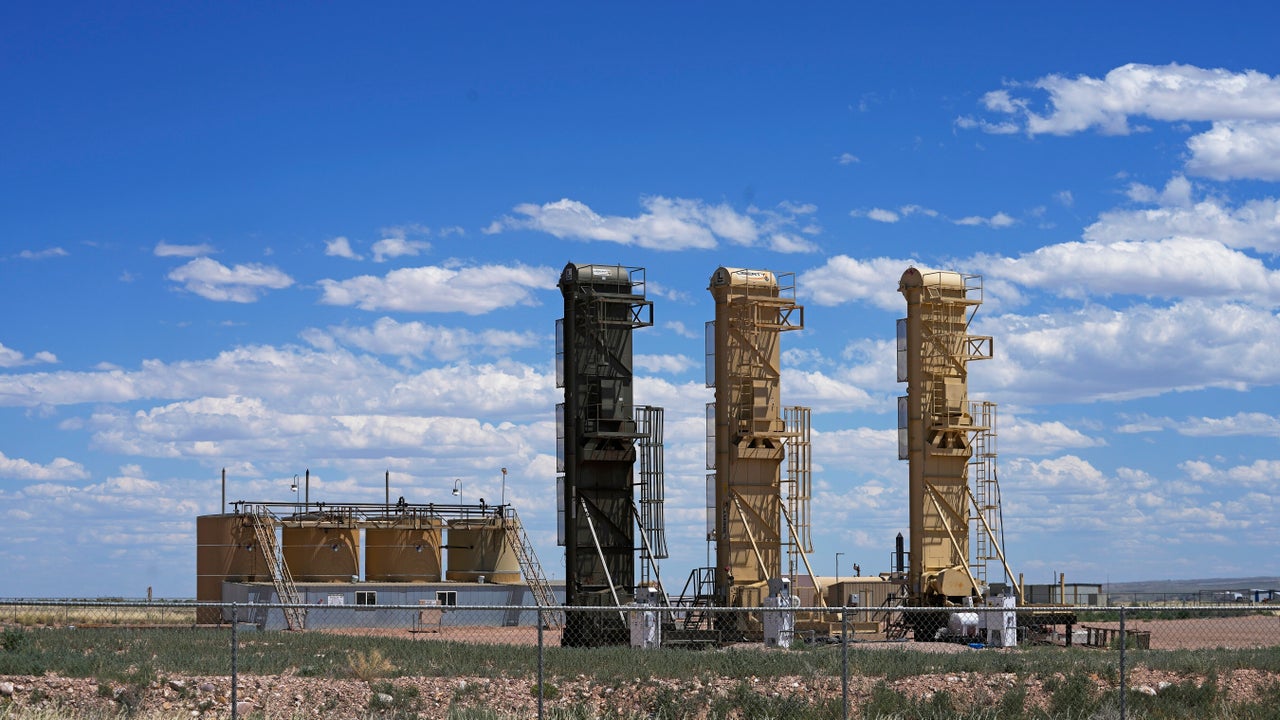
[2,665,1279,719]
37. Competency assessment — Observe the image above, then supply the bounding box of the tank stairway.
[249,508,306,631]
[882,598,910,640]
[502,509,561,629]
[677,567,718,630]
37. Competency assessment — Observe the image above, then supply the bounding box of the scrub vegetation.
[2,626,1280,718]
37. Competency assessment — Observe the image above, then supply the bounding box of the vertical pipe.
[900,276,925,599]
[385,470,390,512]
[221,468,226,514]
[712,282,731,603]
[895,533,905,575]
[560,271,579,610]
[305,469,310,509]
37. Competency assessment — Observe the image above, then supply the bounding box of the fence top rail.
[1,600,1272,613]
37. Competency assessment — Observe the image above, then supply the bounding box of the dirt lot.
[1071,615,1280,650]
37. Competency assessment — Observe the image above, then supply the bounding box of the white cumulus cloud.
[486,196,818,253]
[983,236,1280,304]
[1186,120,1280,180]
[167,258,294,303]
[798,255,924,311]
[319,263,555,314]
[1175,411,1280,438]
[16,247,68,260]
[313,317,542,361]
[1000,417,1105,456]
[955,211,1015,228]
[154,241,215,258]
[372,236,431,262]
[974,300,1280,404]
[973,63,1280,180]
[0,342,57,368]
[634,354,697,375]
[325,236,362,259]
[0,451,90,481]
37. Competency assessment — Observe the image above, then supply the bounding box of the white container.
[763,595,799,648]
[948,611,980,639]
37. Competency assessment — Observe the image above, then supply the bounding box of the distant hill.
[1104,576,1280,600]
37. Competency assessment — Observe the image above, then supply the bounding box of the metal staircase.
[249,507,306,631]
[677,567,718,630]
[502,509,562,629]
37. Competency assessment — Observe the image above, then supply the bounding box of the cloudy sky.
[4,3,1280,597]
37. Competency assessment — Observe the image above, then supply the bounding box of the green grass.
[3,626,1280,683]
[3,626,1280,719]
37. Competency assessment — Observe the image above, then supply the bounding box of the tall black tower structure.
[556,263,655,646]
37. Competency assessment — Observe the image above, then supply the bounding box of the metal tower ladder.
[502,509,562,629]
[249,507,306,631]
[634,405,669,601]
[970,401,998,587]
[784,405,812,580]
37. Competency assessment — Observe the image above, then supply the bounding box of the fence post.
[231,603,238,720]
[841,609,849,720]
[537,618,545,720]
[1119,606,1126,720]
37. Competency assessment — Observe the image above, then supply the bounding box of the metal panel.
[365,524,443,582]
[282,527,359,583]
[445,519,520,584]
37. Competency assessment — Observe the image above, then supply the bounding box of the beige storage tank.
[365,522,444,582]
[445,518,520,583]
[283,526,359,582]
[196,514,266,622]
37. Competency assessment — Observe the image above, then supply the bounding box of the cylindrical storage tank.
[709,266,778,290]
[283,526,359,582]
[445,519,520,583]
[562,263,630,286]
[196,514,267,622]
[365,522,444,582]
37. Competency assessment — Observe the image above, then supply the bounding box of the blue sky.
[4,2,1280,597]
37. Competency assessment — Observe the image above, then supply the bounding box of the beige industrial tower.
[897,268,1017,606]
[707,267,812,609]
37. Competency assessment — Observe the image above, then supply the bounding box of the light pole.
[500,467,508,507]
[452,478,463,504]
[835,552,844,587]
[291,474,300,514]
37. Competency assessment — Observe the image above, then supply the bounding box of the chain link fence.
[2,599,1279,719]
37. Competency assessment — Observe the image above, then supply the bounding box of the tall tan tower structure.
[707,267,810,610]
[898,268,1015,607]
